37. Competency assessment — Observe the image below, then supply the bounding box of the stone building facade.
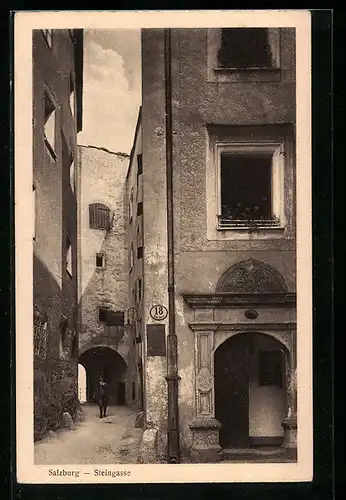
[127,27,297,463]
[125,110,145,414]
[33,29,83,440]
[77,145,131,406]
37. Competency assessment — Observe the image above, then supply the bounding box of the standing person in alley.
[97,372,109,419]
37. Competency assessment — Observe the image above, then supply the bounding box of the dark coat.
[97,381,109,404]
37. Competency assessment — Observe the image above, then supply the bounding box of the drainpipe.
[164,28,180,464]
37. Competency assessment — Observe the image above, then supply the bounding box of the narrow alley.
[35,404,143,465]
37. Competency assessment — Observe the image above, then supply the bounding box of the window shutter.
[89,203,111,229]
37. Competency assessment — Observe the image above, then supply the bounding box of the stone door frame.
[184,293,297,462]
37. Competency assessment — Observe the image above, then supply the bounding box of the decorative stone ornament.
[216,258,288,293]
[245,309,258,319]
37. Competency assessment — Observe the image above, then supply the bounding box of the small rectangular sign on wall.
[147,324,166,356]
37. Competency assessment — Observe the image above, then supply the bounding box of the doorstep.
[222,447,296,463]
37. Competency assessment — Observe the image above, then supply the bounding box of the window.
[207,124,294,240]
[96,253,105,268]
[89,203,111,230]
[32,185,36,240]
[44,92,57,160]
[65,234,72,276]
[69,75,75,118]
[137,226,143,247]
[98,308,108,323]
[259,350,284,388]
[137,201,143,216]
[42,29,53,48]
[207,28,281,83]
[137,246,143,260]
[130,244,134,271]
[217,28,274,69]
[137,154,143,176]
[217,143,284,229]
[132,382,136,401]
[129,188,134,223]
[137,278,142,302]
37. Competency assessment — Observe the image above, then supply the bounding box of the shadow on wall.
[33,254,79,441]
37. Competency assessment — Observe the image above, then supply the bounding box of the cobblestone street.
[35,404,143,465]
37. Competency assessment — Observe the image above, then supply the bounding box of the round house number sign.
[150,304,168,321]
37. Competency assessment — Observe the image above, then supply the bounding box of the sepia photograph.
[15,10,312,483]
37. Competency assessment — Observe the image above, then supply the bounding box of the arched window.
[89,203,111,230]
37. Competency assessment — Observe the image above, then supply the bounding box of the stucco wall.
[125,115,145,411]
[142,28,296,460]
[78,146,130,367]
[141,30,169,458]
[33,29,81,440]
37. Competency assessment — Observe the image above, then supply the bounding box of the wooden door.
[214,334,250,448]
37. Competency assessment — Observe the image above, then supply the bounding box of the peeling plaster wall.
[78,146,130,381]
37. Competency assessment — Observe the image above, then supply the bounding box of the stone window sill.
[212,67,281,83]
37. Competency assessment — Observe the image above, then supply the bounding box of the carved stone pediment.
[216,259,288,293]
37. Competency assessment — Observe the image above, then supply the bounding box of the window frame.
[216,142,285,230]
[206,124,294,242]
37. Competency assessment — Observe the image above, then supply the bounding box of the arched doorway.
[214,332,288,449]
[79,346,127,405]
